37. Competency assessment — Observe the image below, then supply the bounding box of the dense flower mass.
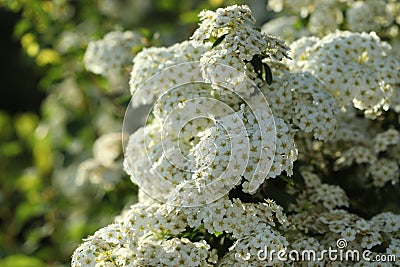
[191,5,290,62]
[76,132,124,190]
[71,197,289,266]
[129,41,210,106]
[262,70,339,140]
[288,31,399,118]
[84,31,146,91]
[266,0,400,40]
[73,3,400,267]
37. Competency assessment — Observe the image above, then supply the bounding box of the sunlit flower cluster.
[129,41,210,107]
[262,70,339,140]
[289,31,399,118]
[72,196,289,266]
[73,4,400,267]
[191,4,290,88]
[84,31,145,91]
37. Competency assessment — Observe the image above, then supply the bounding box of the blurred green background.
[0,0,270,266]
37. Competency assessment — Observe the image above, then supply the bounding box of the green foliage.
[212,33,228,48]
[0,254,45,267]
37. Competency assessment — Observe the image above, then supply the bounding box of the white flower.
[84,31,145,91]
[347,1,390,33]
[341,227,356,242]
[309,4,343,34]
[93,132,122,167]
[289,31,399,117]
[262,71,339,140]
[368,159,399,187]
[355,219,371,232]
[129,41,210,107]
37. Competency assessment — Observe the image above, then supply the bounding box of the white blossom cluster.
[73,4,400,267]
[124,83,289,202]
[72,197,288,266]
[191,108,296,194]
[129,41,210,107]
[297,105,400,189]
[290,170,350,211]
[125,4,299,203]
[289,31,399,118]
[285,169,400,265]
[71,203,218,266]
[84,31,145,91]
[76,132,124,189]
[262,70,339,140]
[334,127,400,187]
[266,0,400,40]
[191,4,290,88]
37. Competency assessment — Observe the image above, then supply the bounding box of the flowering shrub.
[72,3,399,267]
[265,0,400,41]
[1,1,257,265]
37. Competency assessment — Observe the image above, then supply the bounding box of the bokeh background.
[0,1,270,266]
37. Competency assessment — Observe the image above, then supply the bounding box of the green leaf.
[33,136,53,175]
[250,55,263,81]
[14,19,31,38]
[214,231,223,237]
[193,223,204,232]
[263,185,296,210]
[293,19,304,31]
[0,141,23,157]
[0,111,13,139]
[14,113,39,140]
[212,34,227,48]
[114,94,132,105]
[15,202,46,226]
[278,175,295,187]
[263,63,273,85]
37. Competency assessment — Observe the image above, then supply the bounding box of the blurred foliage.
[0,109,137,265]
[0,0,259,265]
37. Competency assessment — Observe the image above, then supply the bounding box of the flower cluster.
[285,169,400,265]
[71,203,218,266]
[76,132,124,189]
[266,0,400,41]
[289,31,399,118]
[84,31,145,91]
[262,70,339,140]
[334,127,400,187]
[191,4,290,88]
[72,196,288,266]
[129,41,210,107]
[73,4,400,267]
